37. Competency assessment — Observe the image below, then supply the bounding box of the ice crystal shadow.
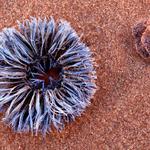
[0,17,96,134]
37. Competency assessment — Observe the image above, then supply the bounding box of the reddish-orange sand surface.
[0,0,150,149]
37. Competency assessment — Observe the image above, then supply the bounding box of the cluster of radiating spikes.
[0,17,96,135]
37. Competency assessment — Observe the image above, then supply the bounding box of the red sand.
[0,0,150,149]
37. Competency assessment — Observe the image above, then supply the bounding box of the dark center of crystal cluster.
[26,55,62,91]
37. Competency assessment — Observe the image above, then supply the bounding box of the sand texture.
[0,0,150,149]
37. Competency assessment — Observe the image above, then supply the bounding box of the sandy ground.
[0,0,150,149]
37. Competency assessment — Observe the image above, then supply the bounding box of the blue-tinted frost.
[0,17,96,135]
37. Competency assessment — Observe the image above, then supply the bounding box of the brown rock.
[133,19,150,62]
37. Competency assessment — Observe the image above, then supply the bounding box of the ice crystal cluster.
[0,17,96,134]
